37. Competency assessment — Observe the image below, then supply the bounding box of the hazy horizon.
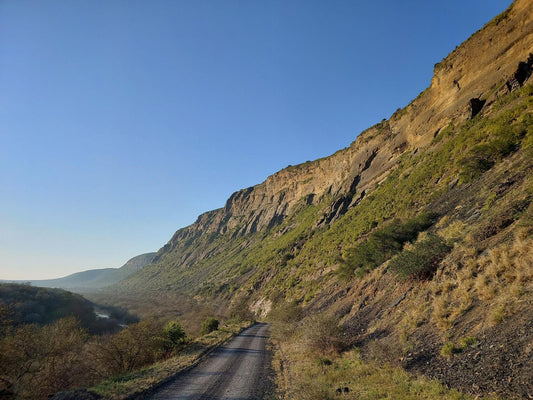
[1,0,512,280]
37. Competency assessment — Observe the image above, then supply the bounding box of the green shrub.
[458,116,525,182]
[458,144,495,181]
[163,320,187,347]
[440,342,458,358]
[389,234,451,280]
[338,212,438,279]
[200,317,219,335]
[459,336,478,349]
[488,8,510,26]
[440,336,477,359]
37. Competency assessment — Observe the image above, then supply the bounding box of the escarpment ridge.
[148,0,532,262]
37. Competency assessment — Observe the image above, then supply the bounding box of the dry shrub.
[268,300,304,340]
[300,314,346,356]
[226,296,255,324]
[431,294,453,330]
[86,319,165,377]
[0,317,89,399]
[438,220,467,242]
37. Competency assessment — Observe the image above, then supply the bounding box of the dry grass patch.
[428,230,532,333]
[272,341,502,400]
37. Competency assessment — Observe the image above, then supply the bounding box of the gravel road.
[148,323,273,400]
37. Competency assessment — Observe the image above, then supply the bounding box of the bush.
[163,320,187,346]
[0,317,89,399]
[269,300,303,324]
[389,234,451,280]
[300,314,346,356]
[458,119,524,182]
[200,317,219,335]
[440,337,477,358]
[440,342,457,358]
[458,144,495,181]
[227,297,254,323]
[459,336,478,349]
[88,320,163,376]
[338,212,438,279]
[268,300,304,339]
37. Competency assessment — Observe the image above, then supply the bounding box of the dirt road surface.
[148,323,273,400]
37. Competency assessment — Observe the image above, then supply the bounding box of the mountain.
[108,1,532,398]
[118,0,531,297]
[13,253,156,292]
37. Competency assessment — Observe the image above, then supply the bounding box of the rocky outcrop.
[155,0,532,262]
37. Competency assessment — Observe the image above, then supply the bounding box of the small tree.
[200,317,219,335]
[155,320,187,358]
[164,320,186,346]
[227,297,254,322]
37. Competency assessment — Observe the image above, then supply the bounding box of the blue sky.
[0,0,511,279]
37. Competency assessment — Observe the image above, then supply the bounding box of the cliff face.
[155,0,532,259]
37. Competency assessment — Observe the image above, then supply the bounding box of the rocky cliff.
[152,0,532,262]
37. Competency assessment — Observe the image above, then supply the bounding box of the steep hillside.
[16,253,155,292]
[113,1,532,398]
[120,0,531,297]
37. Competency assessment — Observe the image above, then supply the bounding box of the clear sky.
[0,0,512,279]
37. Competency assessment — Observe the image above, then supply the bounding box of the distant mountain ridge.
[5,253,156,292]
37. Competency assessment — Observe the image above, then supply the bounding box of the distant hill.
[0,283,137,334]
[6,253,156,293]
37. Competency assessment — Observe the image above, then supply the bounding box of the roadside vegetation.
[89,320,250,400]
[264,82,533,399]
[0,284,252,399]
[268,301,503,400]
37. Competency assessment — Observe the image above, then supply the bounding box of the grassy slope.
[21,252,156,292]
[266,84,533,399]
